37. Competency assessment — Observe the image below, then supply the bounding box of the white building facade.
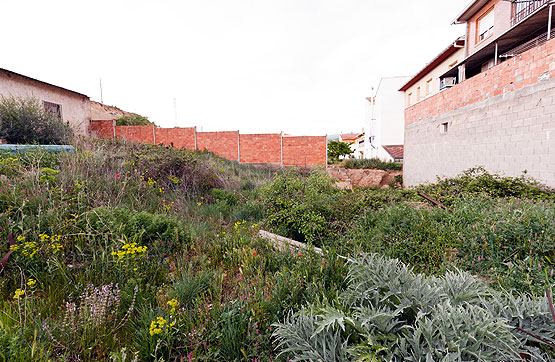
[364,76,410,161]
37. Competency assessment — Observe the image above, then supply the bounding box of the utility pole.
[173,98,177,127]
[100,78,104,104]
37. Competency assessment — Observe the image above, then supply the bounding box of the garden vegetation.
[1,139,555,361]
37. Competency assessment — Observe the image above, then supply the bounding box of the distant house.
[382,145,404,163]
[365,76,411,161]
[330,133,365,159]
[403,0,555,187]
[0,68,91,136]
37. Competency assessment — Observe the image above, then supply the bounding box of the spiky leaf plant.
[273,253,555,361]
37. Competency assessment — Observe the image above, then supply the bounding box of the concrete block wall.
[283,136,327,166]
[197,131,239,160]
[404,76,555,187]
[240,134,281,163]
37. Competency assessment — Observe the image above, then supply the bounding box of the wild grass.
[1,140,555,360]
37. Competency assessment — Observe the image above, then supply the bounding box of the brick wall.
[283,136,327,166]
[240,134,281,163]
[156,127,195,150]
[406,38,555,126]
[197,131,239,160]
[404,39,555,187]
[92,124,327,166]
[90,120,114,139]
[115,125,155,144]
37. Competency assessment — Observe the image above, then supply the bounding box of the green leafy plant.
[273,254,555,361]
[327,141,354,163]
[115,114,154,126]
[342,158,403,171]
[0,96,73,144]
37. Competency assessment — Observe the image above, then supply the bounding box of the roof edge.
[399,37,465,92]
[0,68,89,99]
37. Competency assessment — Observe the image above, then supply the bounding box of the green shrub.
[416,167,555,206]
[273,254,555,361]
[0,96,73,144]
[344,197,555,295]
[259,170,359,245]
[80,206,190,246]
[115,114,154,126]
[342,157,403,170]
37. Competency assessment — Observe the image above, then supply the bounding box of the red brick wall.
[155,127,196,150]
[90,120,114,139]
[92,124,327,166]
[115,125,155,144]
[405,37,555,126]
[197,131,239,160]
[283,136,327,166]
[239,134,281,163]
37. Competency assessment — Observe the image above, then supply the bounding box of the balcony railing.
[511,0,550,27]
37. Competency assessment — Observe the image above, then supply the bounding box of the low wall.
[90,121,327,166]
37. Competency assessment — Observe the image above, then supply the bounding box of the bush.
[0,96,73,144]
[273,254,555,361]
[342,157,403,170]
[416,167,555,206]
[80,206,190,246]
[115,114,154,126]
[259,170,360,245]
[343,196,555,295]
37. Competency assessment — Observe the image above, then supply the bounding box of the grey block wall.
[404,77,555,187]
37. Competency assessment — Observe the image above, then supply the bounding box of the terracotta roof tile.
[382,145,404,160]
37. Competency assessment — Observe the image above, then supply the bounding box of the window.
[416,87,421,101]
[425,78,433,96]
[407,93,412,106]
[477,8,494,42]
[448,60,458,68]
[43,101,62,120]
[440,122,449,134]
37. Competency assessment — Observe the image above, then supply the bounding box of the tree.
[327,141,353,163]
[0,96,73,144]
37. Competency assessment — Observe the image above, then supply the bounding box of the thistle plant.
[273,253,555,361]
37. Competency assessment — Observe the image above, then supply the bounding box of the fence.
[90,121,327,166]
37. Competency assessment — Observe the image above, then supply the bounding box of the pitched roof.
[399,37,465,92]
[340,133,360,140]
[0,68,89,99]
[382,145,404,160]
[453,0,490,23]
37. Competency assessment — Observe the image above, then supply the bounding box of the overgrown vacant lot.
[1,140,555,361]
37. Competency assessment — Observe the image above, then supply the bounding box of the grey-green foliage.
[0,96,73,144]
[273,253,555,361]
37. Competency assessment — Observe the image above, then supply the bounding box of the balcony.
[511,0,550,27]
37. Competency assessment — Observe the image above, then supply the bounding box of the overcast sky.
[2,0,469,135]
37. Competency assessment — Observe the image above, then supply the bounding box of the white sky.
[2,0,469,135]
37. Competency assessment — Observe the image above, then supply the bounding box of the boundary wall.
[90,121,326,166]
[404,38,555,187]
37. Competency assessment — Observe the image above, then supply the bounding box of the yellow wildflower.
[13,289,24,299]
[167,298,178,313]
[27,278,36,287]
